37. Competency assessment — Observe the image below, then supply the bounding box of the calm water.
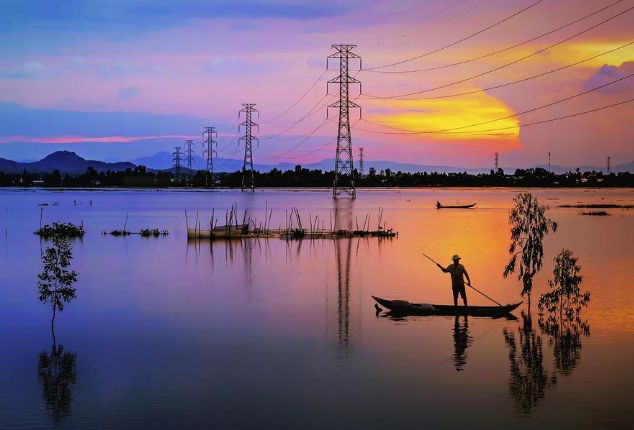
[0,187,633,429]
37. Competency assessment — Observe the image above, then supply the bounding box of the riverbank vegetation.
[1,166,633,188]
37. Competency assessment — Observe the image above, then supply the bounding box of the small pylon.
[203,126,217,187]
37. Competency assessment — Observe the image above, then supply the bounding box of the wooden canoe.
[436,202,476,209]
[372,296,521,317]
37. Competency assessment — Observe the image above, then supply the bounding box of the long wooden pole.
[422,252,503,306]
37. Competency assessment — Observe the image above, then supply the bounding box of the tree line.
[1,165,633,187]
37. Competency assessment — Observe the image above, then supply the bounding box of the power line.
[277,118,333,158]
[364,0,625,74]
[362,71,634,134]
[262,70,328,124]
[377,40,632,101]
[364,0,545,71]
[378,0,496,44]
[357,97,634,135]
[362,5,634,99]
[285,119,361,161]
[261,93,333,140]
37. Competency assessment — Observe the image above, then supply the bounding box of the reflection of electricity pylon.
[185,139,194,184]
[172,146,182,183]
[328,44,361,199]
[333,199,353,352]
[239,103,259,192]
[335,237,352,351]
[203,126,217,187]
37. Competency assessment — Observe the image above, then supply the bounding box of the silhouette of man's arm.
[463,266,471,285]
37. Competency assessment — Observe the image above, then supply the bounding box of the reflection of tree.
[503,311,554,414]
[37,341,77,422]
[452,316,472,371]
[539,315,590,377]
[538,249,590,376]
[503,308,592,414]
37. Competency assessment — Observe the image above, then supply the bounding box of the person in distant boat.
[437,255,471,306]
[436,201,441,209]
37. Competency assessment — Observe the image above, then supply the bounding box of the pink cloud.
[0,135,196,144]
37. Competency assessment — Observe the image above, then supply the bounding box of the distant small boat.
[436,201,476,209]
[372,296,521,318]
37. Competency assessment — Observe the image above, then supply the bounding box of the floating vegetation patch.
[559,204,633,209]
[581,211,610,216]
[139,228,169,237]
[35,222,85,239]
[103,228,168,237]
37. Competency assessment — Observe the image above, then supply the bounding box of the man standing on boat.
[437,255,471,306]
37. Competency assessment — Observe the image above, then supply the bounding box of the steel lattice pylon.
[239,103,259,192]
[185,139,194,184]
[203,126,217,187]
[172,146,182,183]
[328,44,361,199]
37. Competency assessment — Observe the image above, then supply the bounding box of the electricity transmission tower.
[548,152,551,172]
[203,126,217,187]
[328,44,361,199]
[494,152,499,172]
[358,147,364,176]
[172,146,182,183]
[239,103,259,192]
[607,156,611,174]
[185,139,194,184]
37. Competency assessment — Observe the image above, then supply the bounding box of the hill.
[0,151,136,174]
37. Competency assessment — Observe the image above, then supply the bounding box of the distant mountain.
[2,151,632,175]
[130,153,633,174]
[0,151,136,174]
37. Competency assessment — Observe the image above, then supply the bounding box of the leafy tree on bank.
[503,193,558,307]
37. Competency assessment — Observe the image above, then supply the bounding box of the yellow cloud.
[552,41,634,67]
[366,90,520,141]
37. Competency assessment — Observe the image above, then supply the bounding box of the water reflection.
[452,316,473,371]
[335,238,352,351]
[539,315,590,377]
[503,311,552,414]
[37,339,77,422]
[503,310,591,414]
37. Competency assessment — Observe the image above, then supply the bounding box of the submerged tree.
[37,237,78,335]
[538,249,591,375]
[538,249,590,322]
[503,193,557,307]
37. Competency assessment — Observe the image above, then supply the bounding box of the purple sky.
[1,0,633,168]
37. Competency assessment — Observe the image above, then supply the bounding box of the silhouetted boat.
[436,202,476,209]
[372,296,521,317]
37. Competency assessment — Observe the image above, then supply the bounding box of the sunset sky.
[1,0,632,168]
